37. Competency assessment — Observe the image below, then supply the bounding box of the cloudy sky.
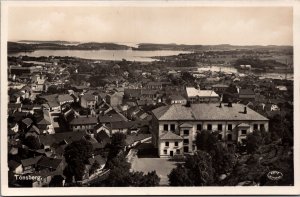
[7,6,293,45]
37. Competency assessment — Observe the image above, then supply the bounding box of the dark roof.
[69,116,98,125]
[48,100,60,108]
[22,118,33,127]
[152,103,268,121]
[124,89,142,98]
[239,89,255,95]
[141,89,157,95]
[147,81,163,86]
[13,112,28,122]
[28,125,40,134]
[22,104,41,110]
[21,156,42,167]
[37,156,62,169]
[21,85,32,92]
[37,110,51,125]
[40,94,58,102]
[82,94,96,101]
[160,131,183,140]
[57,94,73,103]
[169,94,186,100]
[8,103,22,109]
[39,130,86,146]
[99,113,127,123]
[125,134,152,145]
[8,160,21,169]
[95,129,110,139]
[88,155,107,166]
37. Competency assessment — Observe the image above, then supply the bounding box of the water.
[197,65,293,80]
[9,49,191,62]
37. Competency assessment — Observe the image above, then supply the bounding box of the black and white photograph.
[1,0,299,195]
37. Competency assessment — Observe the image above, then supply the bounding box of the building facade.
[151,103,269,158]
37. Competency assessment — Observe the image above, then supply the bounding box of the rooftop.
[69,116,98,125]
[239,89,255,95]
[82,94,96,101]
[186,87,219,98]
[37,156,62,169]
[21,156,42,167]
[160,131,183,140]
[57,94,73,103]
[152,103,268,121]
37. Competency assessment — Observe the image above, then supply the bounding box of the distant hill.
[8,41,131,53]
[135,43,293,52]
[8,41,293,53]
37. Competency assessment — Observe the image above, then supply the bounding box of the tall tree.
[64,139,93,181]
[168,151,214,186]
[196,130,218,153]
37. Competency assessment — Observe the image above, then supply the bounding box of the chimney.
[244,106,247,114]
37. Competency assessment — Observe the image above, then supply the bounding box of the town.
[6,39,294,188]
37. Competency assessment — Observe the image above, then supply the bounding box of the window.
[218,124,222,131]
[218,134,222,140]
[184,139,189,144]
[164,150,167,154]
[165,141,169,147]
[228,124,232,131]
[184,130,189,135]
[197,124,202,131]
[170,124,175,131]
[254,124,258,130]
[207,124,212,131]
[227,134,232,141]
[184,146,189,153]
[260,124,265,131]
[241,130,247,135]
[164,124,168,131]
[175,141,178,146]
[176,149,180,154]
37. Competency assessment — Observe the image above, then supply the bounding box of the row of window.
[163,146,189,155]
[163,123,265,131]
[165,139,189,147]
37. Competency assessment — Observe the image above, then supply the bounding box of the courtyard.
[130,143,182,186]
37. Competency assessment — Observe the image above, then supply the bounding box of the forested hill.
[7,41,131,53]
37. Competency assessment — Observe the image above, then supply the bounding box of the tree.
[185,151,215,186]
[111,132,126,148]
[246,133,259,154]
[140,171,160,186]
[49,175,64,187]
[64,139,93,181]
[108,132,127,159]
[168,151,214,186]
[168,164,194,186]
[89,160,100,175]
[195,130,218,153]
[211,143,236,176]
[104,153,132,186]
[103,153,160,187]
[24,136,41,150]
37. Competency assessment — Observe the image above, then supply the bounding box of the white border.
[1,1,300,196]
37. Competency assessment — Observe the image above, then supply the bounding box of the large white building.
[186,87,220,103]
[151,103,269,158]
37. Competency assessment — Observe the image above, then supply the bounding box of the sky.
[7,6,293,45]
